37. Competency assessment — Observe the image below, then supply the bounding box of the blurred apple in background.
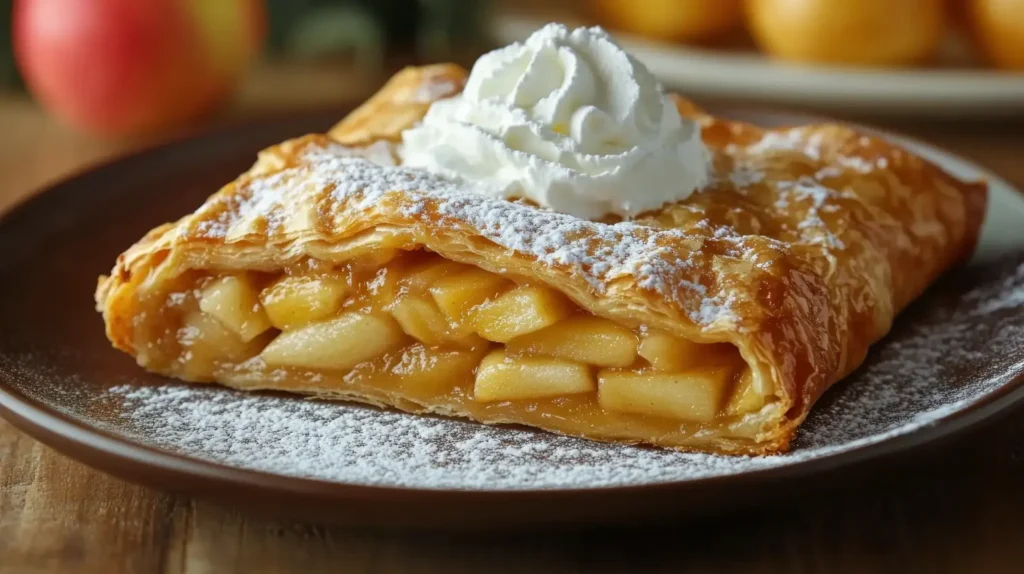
[591,0,744,43]
[968,0,1024,70]
[13,0,267,137]
[745,0,946,67]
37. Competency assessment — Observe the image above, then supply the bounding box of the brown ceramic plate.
[1,108,1024,528]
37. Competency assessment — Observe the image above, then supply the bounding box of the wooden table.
[2,64,1024,573]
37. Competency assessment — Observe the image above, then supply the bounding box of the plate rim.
[1,108,1023,507]
[2,360,1024,500]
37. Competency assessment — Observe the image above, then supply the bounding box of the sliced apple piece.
[474,350,594,402]
[351,248,400,270]
[637,329,704,372]
[401,259,469,294]
[386,344,488,394]
[390,296,452,346]
[180,311,256,358]
[725,370,766,415]
[259,273,350,330]
[597,367,733,422]
[429,268,511,325]
[367,261,406,310]
[260,312,405,370]
[390,295,486,349]
[178,310,268,379]
[469,285,573,343]
[636,329,737,372]
[199,274,272,342]
[506,316,638,368]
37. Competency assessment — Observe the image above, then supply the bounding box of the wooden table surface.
[1,63,1024,574]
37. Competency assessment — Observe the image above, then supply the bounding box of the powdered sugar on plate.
[85,260,1024,491]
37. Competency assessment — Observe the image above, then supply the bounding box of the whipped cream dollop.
[401,23,710,219]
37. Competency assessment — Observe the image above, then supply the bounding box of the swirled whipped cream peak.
[400,23,711,220]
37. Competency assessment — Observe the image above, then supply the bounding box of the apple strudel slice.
[96,64,986,455]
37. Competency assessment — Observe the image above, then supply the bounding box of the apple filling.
[138,250,773,446]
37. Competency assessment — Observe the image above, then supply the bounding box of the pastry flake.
[95,64,987,454]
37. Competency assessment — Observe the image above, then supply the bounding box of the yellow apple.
[745,0,946,67]
[592,0,744,42]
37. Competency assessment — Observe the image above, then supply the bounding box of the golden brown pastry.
[95,64,986,455]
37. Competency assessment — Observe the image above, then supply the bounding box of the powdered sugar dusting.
[205,148,737,326]
[746,128,817,159]
[966,260,1024,315]
[777,176,846,249]
[726,163,765,189]
[724,127,890,251]
[79,260,1024,490]
[184,123,902,328]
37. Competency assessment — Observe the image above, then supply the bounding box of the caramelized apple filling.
[140,250,774,445]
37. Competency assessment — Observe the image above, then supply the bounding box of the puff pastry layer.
[96,64,986,454]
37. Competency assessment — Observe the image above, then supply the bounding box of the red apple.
[13,0,266,136]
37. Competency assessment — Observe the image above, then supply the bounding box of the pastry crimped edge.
[96,64,987,455]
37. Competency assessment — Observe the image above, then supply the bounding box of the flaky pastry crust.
[96,64,986,454]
